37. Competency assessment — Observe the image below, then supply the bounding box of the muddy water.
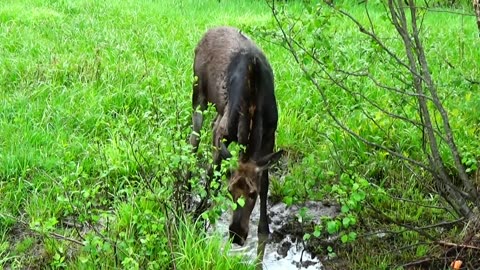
[209,201,340,269]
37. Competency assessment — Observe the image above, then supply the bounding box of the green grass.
[0,0,275,268]
[0,0,479,269]
[173,219,255,270]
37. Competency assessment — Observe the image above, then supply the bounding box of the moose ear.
[254,150,284,173]
[219,141,232,159]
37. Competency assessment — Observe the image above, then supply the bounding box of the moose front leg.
[205,114,230,193]
[189,76,207,153]
[187,78,206,205]
[258,170,270,235]
[189,110,204,153]
[257,130,277,236]
[211,112,231,171]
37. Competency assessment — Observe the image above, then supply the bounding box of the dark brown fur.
[190,27,282,246]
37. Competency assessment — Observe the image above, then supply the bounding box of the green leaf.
[103,241,112,252]
[313,229,321,238]
[237,197,245,207]
[341,205,350,213]
[352,191,366,202]
[299,207,308,218]
[342,217,351,228]
[231,201,238,211]
[303,233,311,241]
[349,216,357,226]
[341,234,348,243]
[327,220,338,234]
[352,183,359,191]
[358,178,369,187]
[284,196,293,206]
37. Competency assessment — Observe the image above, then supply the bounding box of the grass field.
[1,0,479,269]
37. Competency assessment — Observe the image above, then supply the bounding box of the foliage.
[0,0,268,268]
[0,0,479,269]
[248,0,480,268]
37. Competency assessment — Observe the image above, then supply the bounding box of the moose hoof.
[229,230,246,246]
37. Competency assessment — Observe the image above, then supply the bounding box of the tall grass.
[0,0,479,268]
[0,0,276,268]
[173,219,255,270]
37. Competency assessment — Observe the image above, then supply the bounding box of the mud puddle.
[209,200,340,269]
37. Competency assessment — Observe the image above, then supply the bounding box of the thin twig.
[1,213,85,246]
[367,201,436,241]
[398,257,435,268]
[162,202,178,270]
[436,240,480,250]
[49,232,84,246]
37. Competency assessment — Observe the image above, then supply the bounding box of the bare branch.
[324,1,425,80]
[270,0,479,222]
[367,201,436,241]
[269,0,433,173]
[473,0,480,35]
[436,240,480,250]
[409,0,479,204]
[49,232,84,246]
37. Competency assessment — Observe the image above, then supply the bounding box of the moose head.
[220,144,283,246]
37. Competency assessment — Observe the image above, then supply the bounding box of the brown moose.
[189,26,282,246]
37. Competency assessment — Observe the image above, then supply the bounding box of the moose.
[189,27,282,246]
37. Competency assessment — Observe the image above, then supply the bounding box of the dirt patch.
[4,222,50,270]
[3,215,91,269]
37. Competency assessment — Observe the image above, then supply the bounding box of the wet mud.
[210,200,340,269]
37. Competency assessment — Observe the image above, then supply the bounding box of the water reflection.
[211,201,339,269]
[255,233,268,270]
